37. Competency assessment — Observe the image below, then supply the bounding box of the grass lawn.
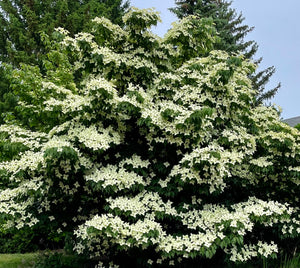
[0,253,38,268]
[0,252,299,268]
[0,251,91,268]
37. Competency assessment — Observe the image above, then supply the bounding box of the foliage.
[0,227,39,253]
[278,253,300,268]
[0,7,299,267]
[170,0,255,56]
[0,0,130,66]
[170,0,281,105]
[0,0,129,125]
[34,251,90,268]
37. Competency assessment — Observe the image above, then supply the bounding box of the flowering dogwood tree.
[0,8,299,266]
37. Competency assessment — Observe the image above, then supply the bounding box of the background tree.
[0,8,299,266]
[0,0,130,66]
[170,0,281,105]
[0,0,130,124]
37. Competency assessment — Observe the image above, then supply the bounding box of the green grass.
[0,253,38,268]
[0,252,299,268]
[0,251,91,268]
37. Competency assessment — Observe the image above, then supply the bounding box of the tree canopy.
[0,0,130,66]
[0,0,129,126]
[0,7,299,267]
[170,0,281,105]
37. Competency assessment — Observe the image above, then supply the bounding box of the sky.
[130,0,300,120]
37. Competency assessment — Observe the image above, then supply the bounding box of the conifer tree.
[170,0,280,105]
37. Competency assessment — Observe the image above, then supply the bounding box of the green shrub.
[0,227,38,253]
[34,251,91,268]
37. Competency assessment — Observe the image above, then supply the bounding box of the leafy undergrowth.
[277,253,300,268]
[34,251,92,268]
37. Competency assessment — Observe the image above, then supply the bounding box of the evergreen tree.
[170,0,280,105]
[0,0,130,124]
